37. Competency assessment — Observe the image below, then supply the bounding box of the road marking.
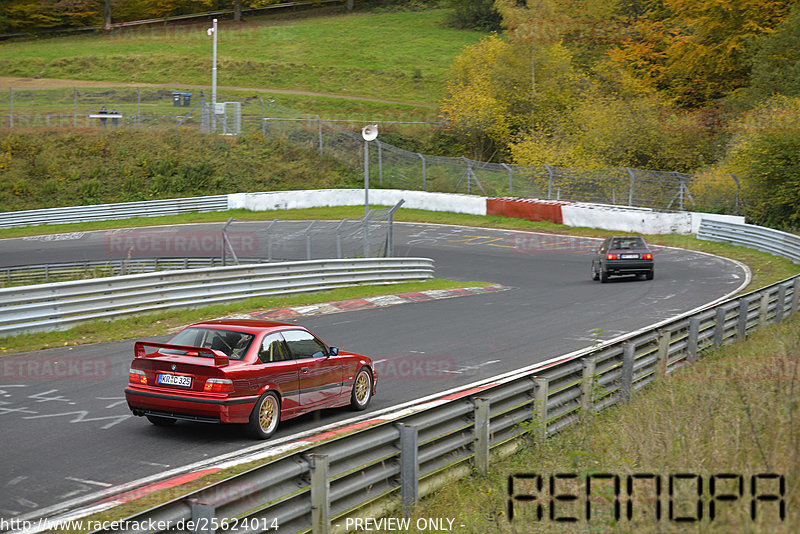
[65,477,112,488]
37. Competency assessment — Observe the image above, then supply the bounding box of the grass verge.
[0,278,489,355]
[406,312,800,533]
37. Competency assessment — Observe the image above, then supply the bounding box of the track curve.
[0,223,748,520]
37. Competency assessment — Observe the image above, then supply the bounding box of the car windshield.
[162,327,255,360]
[611,237,646,250]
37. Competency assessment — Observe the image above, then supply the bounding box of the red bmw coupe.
[125,319,377,439]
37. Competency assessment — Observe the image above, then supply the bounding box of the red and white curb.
[244,285,510,321]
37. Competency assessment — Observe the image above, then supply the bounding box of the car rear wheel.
[146,415,176,426]
[248,392,280,439]
[646,269,654,280]
[600,269,609,283]
[350,367,373,411]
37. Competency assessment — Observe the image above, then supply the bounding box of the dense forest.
[440,0,800,228]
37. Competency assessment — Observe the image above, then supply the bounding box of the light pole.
[361,124,378,216]
[207,19,218,111]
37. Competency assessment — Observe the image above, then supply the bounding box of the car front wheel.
[248,391,280,439]
[350,367,373,411]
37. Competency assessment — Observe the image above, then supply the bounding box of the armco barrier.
[70,221,800,534]
[699,218,800,264]
[0,195,229,229]
[0,258,434,336]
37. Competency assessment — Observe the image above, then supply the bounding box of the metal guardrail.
[0,258,434,336]
[698,218,800,264]
[0,195,228,229]
[0,257,269,286]
[76,220,800,534]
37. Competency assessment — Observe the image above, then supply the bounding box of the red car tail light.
[606,253,619,260]
[204,378,234,393]
[642,253,653,260]
[129,368,147,385]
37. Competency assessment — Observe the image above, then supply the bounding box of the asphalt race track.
[0,222,748,521]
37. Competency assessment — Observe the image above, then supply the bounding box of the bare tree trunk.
[104,0,111,32]
[347,0,354,10]
[234,0,242,22]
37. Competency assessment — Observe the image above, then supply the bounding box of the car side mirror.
[329,347,339,356]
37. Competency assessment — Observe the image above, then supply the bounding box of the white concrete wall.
[228,189,487,216]
[562,203,694,234]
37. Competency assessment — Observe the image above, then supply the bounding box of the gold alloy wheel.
[259,395,278,433]
[355,370,370,404]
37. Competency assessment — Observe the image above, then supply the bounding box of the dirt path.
[0,76,433,107]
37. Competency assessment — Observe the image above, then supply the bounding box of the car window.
[164,327,254,360]
[259,333,290,363]
[611,237,646,250]
[282,329,328,359]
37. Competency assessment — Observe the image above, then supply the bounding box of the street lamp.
[207,19,218,111]
[361,124,378,216]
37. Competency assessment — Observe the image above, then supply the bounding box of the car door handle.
[301,367,309,373]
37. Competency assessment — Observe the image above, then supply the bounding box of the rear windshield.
[162,327,255,360]
[611,237,647,250]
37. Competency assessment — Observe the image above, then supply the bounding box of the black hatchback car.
[592,236,654,283]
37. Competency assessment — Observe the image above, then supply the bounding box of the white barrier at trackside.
[560,203,744,235]
[227,189,488,216]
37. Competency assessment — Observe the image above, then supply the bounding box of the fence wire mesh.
[0,86,739,212]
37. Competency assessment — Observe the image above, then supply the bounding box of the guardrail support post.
[687,317,700,363]
[534,377,549,442]
[792,278,800,316]
[713,307,727,347]
[190,500,215,534]
[581,357,596,415]
[738,298,749,340]
[621,342,635,402]
[776,285,787,322]
[759,292,771,327]
[474,397,490,475]
[657,330,671,377]
[398,423,419,518]
[310,453,330,534]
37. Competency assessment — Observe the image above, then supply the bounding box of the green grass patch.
[0,9,486,107]
[406,312,800,533]
[0,278,488,355]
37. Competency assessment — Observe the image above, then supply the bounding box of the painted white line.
[65,477,112,488]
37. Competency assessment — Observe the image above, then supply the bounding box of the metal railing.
[0,258,434,337]
[0,195,228,229]
[78,220,800,534]
[0,257,270,286]
[698,218,800,264]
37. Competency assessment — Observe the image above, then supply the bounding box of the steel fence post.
[625,167,635,206]
[417,153,426,191]
[621,342,635,402]
[657,330,671,377]
[9,88,13,129]
[474,397,490,475]
[793,278,800,316]
[545,165,553,199]
[687,316,700,363]
[776,284,787,322]
[713,307,726,347]
[760,291,771,327]
[501,163,513,194]
[189,500,215,534]
[581,357,596,415]
[534,377,548,442]
[378,141,383,185]
[318,116,323,156]
[309,454,330,534]
[738,298,749,339]
[398,423,419,518]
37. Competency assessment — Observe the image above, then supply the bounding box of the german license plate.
[158,374,192,388]
[620,254,639,259]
